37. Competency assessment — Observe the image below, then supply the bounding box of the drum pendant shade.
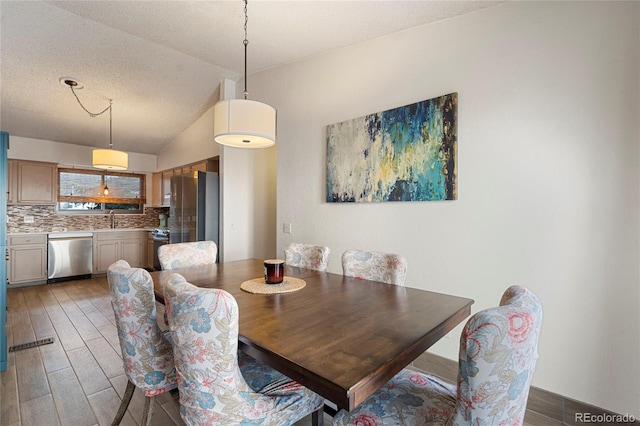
[92,148,128,170]
[214,99,276,148]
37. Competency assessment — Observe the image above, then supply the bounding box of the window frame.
[57,168,146,214]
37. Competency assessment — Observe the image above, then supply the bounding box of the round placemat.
[240,277,306,294]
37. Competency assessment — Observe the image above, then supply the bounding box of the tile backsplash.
[7,205,170,234]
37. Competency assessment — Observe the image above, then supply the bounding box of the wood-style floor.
[1,277,556,425]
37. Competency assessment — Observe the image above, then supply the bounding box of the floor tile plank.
[14,347,50,402]
[19,393,60,426]
[87,387,137,426]
[52,320,85,351]
[29,311,56,340]
[0,357,20,425]
[48,367,99,426]
[39,340,71,373]
[85,337,126,379]
[66,346,113,396]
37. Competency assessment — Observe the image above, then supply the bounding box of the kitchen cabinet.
[93,231,146,273]
[154,158,218,207]
[180,161,208,177]
[7,159,17,204]
[162,170,174,207]
[8,234,47,285]
[147,232,155,269]
[9,160,58,205]
[151,172,163,207]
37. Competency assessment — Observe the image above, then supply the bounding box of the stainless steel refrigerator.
[169,171,219,257]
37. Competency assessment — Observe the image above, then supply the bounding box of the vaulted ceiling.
[0,1,501,155]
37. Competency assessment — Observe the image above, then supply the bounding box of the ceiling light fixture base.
[59,77,84,90]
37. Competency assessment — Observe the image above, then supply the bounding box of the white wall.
[218,146,277,262]
[250,1,639,417]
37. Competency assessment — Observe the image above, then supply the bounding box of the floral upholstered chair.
[284,243,331,271]
[341,249,408,286]
[156,240,218,330]
[106,260,177,426]
[163,273,325,425]
[157,240,217,270]
[333,285,543,426]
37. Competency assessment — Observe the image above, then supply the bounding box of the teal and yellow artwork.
[326,92,457,202]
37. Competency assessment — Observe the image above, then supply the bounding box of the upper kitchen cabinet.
[151,172,163,206]
[8,160,58,205]
[7,159,17,204]
[161,169,174,207]
[152,158,219,207]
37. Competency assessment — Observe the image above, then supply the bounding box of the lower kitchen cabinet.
[147,232,155,269]
[8,234,47,285]
[94,231,147,273]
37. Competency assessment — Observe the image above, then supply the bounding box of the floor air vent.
[9,337,54,352]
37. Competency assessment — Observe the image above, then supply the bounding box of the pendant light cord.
[68,86,114,150]
[243,0,249,100]
[109,99,113,150]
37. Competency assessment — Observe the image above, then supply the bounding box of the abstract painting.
[326,92,457,202]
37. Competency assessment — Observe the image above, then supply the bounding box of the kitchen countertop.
[8,228,154,236]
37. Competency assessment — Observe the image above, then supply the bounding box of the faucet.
[109,210,115,229]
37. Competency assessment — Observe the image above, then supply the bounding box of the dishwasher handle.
[48,236,93,241]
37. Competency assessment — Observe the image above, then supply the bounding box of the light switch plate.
[283,223,292,234]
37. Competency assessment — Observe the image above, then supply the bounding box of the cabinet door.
[146,236,155,269]
[17,161,57,204]
[191,161,208,173]
[7,159,17,204]
[151,172,163,206]
[9,246,47,283]
[121,240,142,267]
[162,170,173,207]
[95,241,119,273]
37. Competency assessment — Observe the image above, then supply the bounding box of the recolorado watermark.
[575,412,636,423]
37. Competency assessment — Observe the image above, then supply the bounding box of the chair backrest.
[450,285,543,425]
[163,273,321,425]
[106,260,176,395]
[341,249,408,286]
[284,243,330,271]
[157,240,217,270]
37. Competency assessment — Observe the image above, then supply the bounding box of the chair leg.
[111,380,136,426]
[312,406,324,426]
[141,395,156,426]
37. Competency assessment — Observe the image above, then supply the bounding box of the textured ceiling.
[0,1,501,155]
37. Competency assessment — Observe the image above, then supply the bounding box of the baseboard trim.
[412,352,639,425]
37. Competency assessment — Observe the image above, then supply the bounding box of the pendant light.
[62,78,129,170]
[213,0,276,148]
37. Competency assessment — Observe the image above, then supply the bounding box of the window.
[58,168,146,213]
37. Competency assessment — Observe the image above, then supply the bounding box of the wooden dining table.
[151,258,474,412]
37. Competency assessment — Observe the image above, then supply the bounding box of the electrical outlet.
[24,216,34,223]
[283,223,292,234]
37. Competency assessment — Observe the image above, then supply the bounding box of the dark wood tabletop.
[151,258,474,411]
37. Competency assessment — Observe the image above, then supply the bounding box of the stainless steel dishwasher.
[47,232,93,283]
